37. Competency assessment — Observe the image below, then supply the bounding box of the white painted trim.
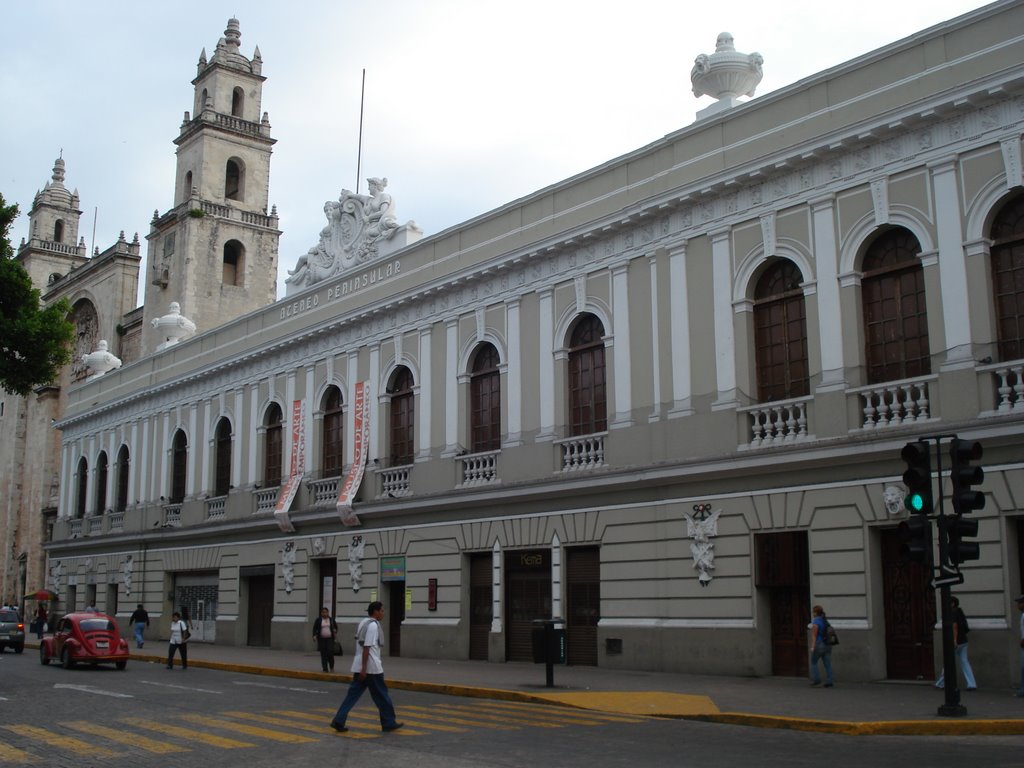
[271,615,309,623]
[400,617,460,627]
[599,618,754,629]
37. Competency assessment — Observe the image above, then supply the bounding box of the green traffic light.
[906,492,925,513]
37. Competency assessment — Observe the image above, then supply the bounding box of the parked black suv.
[0,609,25,653]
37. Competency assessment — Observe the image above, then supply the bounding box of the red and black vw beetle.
[40,612,130,670]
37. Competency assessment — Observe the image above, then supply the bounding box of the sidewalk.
[104,641,1024,736]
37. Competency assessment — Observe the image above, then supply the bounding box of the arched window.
[568,315,607,436]
[225,158,243,201]
[214,418,232,497]
[53,219,64,243]
[322,386,344,477]
[753,260,809,402]
[115,445,130,513]
[170,430,188,504]
[990,194,1024,362]
[95,451,108,514]
[75,457,88,519]
[199,88,209,112]
[469,343,501,453]
[264,404,283,488]
[231,86,244,117]
[861,228,930,384]
[223,240,245,286]
[184,171,193,202]
[388,367,415,466]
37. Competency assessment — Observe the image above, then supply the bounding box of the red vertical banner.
[337,381,370,526]
[273,399,305,533]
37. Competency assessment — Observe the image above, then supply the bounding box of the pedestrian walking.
[329,601,402,733]
[167,611,189,669]
[1016,594,1024,698]
[128,604,150,649]
[935,596,976,691]
[313,607,339,672]
[34,603,48,639]
[809,604,834,688]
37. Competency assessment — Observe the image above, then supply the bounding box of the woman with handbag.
[167,611,190,670]
[313,607,339,672]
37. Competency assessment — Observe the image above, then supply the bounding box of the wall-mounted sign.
[380,556,406,582]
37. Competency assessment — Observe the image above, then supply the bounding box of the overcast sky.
[2,0,991,301]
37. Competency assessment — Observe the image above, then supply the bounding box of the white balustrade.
[459,450,499,487]
[557,434,606,472]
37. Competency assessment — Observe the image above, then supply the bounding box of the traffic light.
[944,516,980,565]
[901,441,933,514]
[949,439,985,516]
[899,512,933,563]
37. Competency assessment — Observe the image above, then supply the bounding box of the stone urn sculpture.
[691,33,763,119]
[81,340,122,380]
[151,301,197,352]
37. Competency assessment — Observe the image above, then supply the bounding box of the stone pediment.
[285,177,421,294]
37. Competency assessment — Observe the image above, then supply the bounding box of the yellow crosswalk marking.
[399,704,521,730]
[346,711,424,735]
[265,710,383,739]
[1,725,121,759]
[177,714,317,743]
[121,718,256,748]
[425,703,563,728]
[478,701,646,725]
[65,721,188,754]
[0,741,39,764]
[222,711,343,734]
[493,701,648,723]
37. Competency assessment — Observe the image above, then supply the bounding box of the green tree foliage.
[0,193,76,396]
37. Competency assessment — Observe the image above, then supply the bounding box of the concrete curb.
[30,645,1024,737]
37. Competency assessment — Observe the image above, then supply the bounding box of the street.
[0,649,1020,767]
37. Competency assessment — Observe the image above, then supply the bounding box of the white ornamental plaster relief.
[883,485,906,517]
[285,177,421,292]
[281,541,296,594]
[348,535,365,592]
[684,504,722,587]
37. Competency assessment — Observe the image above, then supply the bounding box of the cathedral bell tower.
[142,18,280,354]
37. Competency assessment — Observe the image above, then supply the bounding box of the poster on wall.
[337,381,370,526]
[273,398,305,533]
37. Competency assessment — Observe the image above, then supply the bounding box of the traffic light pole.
[912,436,966,717]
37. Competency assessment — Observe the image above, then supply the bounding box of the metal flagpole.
[356,69,366,195]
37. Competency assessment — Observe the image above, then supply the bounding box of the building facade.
[47,3,1024,685]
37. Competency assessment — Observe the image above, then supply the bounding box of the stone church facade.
[0,20,279,618]
[23,5,1024,685]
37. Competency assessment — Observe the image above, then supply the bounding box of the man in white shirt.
[329,601,402,733]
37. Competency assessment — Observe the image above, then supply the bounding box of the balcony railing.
[739,396,812,447]
[86,516,103,536]
[557,433,606,472]
[68,519,83,538]
[254,488,278,516]
[308,476,341,509]
[982,360,1024,413]
[108,512,124,533]
[163,504,182,527]
[376,466,412,498]
[850,375,936,429]
[205,495,227,520]
[458,450,499,487]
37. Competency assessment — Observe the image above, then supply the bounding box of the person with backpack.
[328,601,402,733]
[935,596,977,691]
[809,604,834,687]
